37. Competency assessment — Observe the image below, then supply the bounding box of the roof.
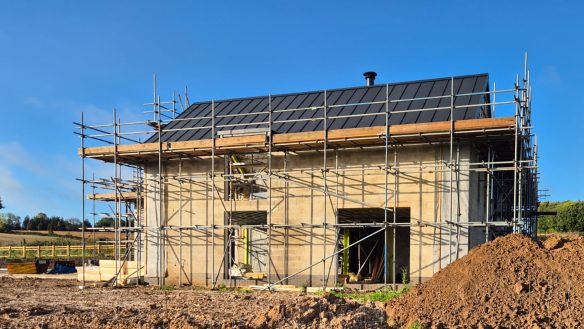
[147,74,490,143]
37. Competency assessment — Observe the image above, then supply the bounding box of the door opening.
[224,211,268,279]
[337,208,410,284]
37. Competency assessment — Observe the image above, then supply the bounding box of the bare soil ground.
[0,277,387,329]
[1,234,583,328]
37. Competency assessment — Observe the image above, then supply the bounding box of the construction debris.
[75,260,142,284]
[243,272,266,280]
[249,284,304,292]
[248,293,387,328]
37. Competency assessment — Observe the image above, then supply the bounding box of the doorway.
[224,211,268,278]
[337,208,410,283]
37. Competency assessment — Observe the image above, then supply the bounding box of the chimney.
[363,71,377,86]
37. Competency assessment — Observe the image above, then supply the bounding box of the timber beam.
[79,117,516,163]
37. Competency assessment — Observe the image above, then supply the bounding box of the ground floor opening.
[337,207,410,284]
[224,211,268,279]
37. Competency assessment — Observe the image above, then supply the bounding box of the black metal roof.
[147,74,490,143]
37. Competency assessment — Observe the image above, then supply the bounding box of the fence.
[0,244,124,259]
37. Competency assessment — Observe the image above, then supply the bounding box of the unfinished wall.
[142,142,484,287]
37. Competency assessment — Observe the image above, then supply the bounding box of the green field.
[0,232,80,246]
[12,230,115,241]
[0,231,116,246]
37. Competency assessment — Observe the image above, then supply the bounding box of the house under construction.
[77,61,538,289]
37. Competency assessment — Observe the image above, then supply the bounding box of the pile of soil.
[248,293,387,328]
[387,234,584,328]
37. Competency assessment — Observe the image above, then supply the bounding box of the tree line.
[0,212,92,233]
[538,201,584,233]
[0,213,133,233]
[0,196,131,233]
[90,217,134,228]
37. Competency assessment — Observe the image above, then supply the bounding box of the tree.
[0,213,21,233]
[5,213,93,232]
[0,196,4,210]
[12,215,21,230]
[66,218,81,226]
[538,201,584,233]
[95,217,115,228]
[48,216,64,231]
[31,213,49,230]
[556,202,584,232]
[47,221,54,235]
[5,213,21,230]
[24,216,32,230]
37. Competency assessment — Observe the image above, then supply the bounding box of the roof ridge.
[183,73,489,107]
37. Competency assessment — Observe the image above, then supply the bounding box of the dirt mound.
[249,293,388,329]
[542,235,565,250]
[386,234,584,328]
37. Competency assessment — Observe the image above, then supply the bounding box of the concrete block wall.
[142,143,485,286]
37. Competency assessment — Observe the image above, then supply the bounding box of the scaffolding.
[76,57,538,289]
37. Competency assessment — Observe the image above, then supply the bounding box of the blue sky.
[0,1,582,219]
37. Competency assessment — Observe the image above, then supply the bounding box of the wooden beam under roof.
[79,117,516,162]
[87,192,140,202]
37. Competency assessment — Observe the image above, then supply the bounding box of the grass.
[13,230,115,241]
[0,232,67,246]
[0,230,117,247]
[325,285,411,303]
[215,283,229,291]
[238,287,254,294]
[407,321,422,329]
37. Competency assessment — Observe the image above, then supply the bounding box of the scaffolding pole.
[77,65,538,290]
